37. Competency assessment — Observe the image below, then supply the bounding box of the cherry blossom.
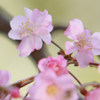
[0,70,20,100]
[8,7,53,57]
[38,55,68,76]
[0,70,11,86]
[9,87,20,98]
[85,88,100,100]
[64,19,100,68]
[28,69,78,100]
[0,70,11,100]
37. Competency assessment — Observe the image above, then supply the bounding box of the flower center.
[19,18,37,37]
[75,33,93,53]
[47,85,59,96]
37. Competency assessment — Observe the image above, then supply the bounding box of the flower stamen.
[19,18,36,37]
[47,85,59,96]
[75,33,93,53]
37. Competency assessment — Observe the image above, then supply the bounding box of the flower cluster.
[0,7,100,100]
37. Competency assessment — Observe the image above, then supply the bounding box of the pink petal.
[10,16,27,29]
[70,19,84,39]
[92,49,100,55]
[47,24,53,32]
[32,8,43,23]
[92,32,100,49]
[38,58,49,72]
[45,14,52,22]
[17,36,34,57]
[24,7,33,21]
[65,41,78,55]
[38,29,52,45]
[8,29,22,40]
[91,32,100,39]
[91,32,100,55]
[76,51,94,68]
[10,87,20,98]
[84,30,91,37]
[64,27,74,40]
[56,55,67,68]
[0,70,11,86]
[34,35,43,50]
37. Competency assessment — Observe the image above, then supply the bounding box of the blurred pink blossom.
[0,71,20,99]
[28,69,78,100]
[85,88,100,100]
[64,19,100,68]
[0,70,11,86]
[38,55,68,76]
[9,87,20,98]
[8,7,53,57]
[0,70,11,100]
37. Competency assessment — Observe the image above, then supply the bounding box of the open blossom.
[8,7,53,57]
[64,19,100,68]
[28,69,78,100]
[38,55,68,76]
[85,88,100,100]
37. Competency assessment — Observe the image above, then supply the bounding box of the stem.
[11,75,35,88]
[51,40,64,52]
[23,92,29,100]
[68,70,88,96]
[68,70,82,85]
[90,62,99,66]
[79,82,100,89]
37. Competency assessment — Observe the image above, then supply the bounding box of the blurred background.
[0,0,100,99]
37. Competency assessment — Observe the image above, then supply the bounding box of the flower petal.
[84,30,91,37]
[38,29,52,45]
[34,35,43,50]
[64,27,74,40]
[92,49,100,55]
[92,32,100,49]
[76,51,94,68]
[32,8,43,22]
[70,19,84,39]
[24,7,33,21]
[10,16,27,29]
[0,70,11,86]
[65,41,78,55]
[17,36,34,57]
[38,58,49,72]
[91,32,100,39]
[8,29,22,40]
[91,32,100,55]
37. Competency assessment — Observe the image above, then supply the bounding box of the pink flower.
[0,70,20,99]
[28,69,78,100]
[85,88,100,100]
[64,19,100,68]
[0,70,11,100]
[38,55,68,76]
[9,87,20,98]
[0,70,11,86]
[8,7,53,57]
